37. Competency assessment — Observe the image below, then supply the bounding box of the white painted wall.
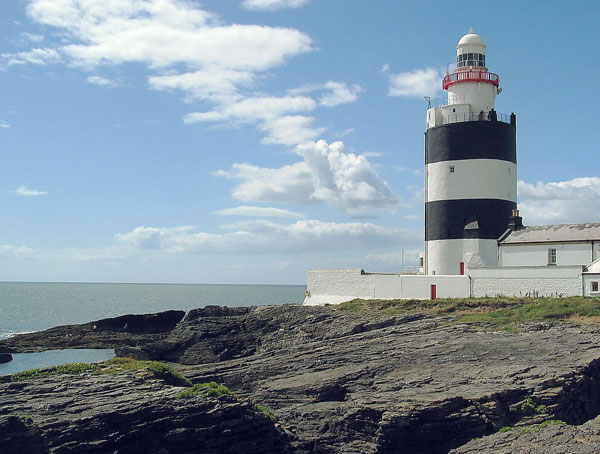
[427,238,498,275]
[583,273,600,297]
[427,159,516,202]
[304,269,374,306]
[448,82,496,115]
[499,243,593,267]
[401,275,470,299]
[441,103,471,124]
[426,107,443,129]
[469,266,584,297]
[305,270,470,305]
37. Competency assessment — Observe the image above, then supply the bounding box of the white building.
[304,30,600,305]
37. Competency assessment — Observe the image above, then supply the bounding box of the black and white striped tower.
[424,29,517,275]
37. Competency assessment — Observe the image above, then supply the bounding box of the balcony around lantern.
[426,107,516,130]
[443,71,499,90]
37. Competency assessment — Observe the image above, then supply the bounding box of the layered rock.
[3,304,600,453]
[0,352,12,363]
[0,372,293,454]
[0,310,185,353]
[450,417,600,454]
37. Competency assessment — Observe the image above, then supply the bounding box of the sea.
[0,282,306,376]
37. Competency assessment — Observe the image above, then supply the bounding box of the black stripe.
[426,121,516,164]
[426,199,517,241]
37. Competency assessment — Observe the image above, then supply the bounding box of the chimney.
[508,209,523,231]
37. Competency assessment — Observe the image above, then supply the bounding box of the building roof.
[500,223,600,244]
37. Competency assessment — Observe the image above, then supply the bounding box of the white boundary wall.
[469,265,584,297]
[304,269,470,305]
[305,270,374,306]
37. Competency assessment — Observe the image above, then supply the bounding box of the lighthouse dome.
[458,31,485,47]
[456,28,486,59]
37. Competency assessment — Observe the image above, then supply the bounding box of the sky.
[1,0,599,284]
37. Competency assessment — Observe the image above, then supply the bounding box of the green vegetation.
[498,419,566,434]
[253,404,276,422]
[337,296,600,329]
[178,381,232,399]
[100,357,192,386]
[11,362,97,381]
[19,415,34,427]
[509,396,549,415]
[11,357,191,387]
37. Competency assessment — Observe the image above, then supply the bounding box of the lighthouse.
[424,29,517,275]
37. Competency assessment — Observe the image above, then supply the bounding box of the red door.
[460,262,465,275]
[431,284,437,300]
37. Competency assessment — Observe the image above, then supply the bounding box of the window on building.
[592,281,599,292]
[548,248,557,265]
[419,257,424,267]
[449,166,455,173]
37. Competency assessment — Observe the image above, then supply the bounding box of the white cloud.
[518,177,600,225]
[0,121,10,129]
[21,32,44,43]
[396,166,423,177]
[260,115,325,145]
[149,69,254,102]
[362,151,382,158]
[87,75,121,88]
[387,67,443,98]
[184,95,323,145]
[116,219,419,255]
[186,95,316,123]
[22,0,312,70]
[214,206,306,218]
[215,161,314,205]
[288,81,362,107]
[14,185,48,196]
[319,81,362,107]
[216,139,403,216]
[0,245,37,260]
[1,47,61,66]
[241,0,310,11]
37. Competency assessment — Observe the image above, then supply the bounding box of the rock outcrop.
[0,310,185,353]
[450,417,600,454]
[3,304,600,453]
[0,352,12,363]
[0,372,293,454]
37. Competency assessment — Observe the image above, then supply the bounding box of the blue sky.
[1,0,599,284]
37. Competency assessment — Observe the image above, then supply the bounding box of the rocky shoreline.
[2,304,600,453]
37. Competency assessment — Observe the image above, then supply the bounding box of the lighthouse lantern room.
[424,29,517,275]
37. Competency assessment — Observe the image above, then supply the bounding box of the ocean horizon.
[0,281,306,374]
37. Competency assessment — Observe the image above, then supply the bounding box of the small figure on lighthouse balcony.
[424,29,517,276]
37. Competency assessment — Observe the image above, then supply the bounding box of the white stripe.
[426,239,498,275]
[426,159,517,202]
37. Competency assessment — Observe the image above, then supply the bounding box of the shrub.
[253,404,276,422]
[178,382,232,399]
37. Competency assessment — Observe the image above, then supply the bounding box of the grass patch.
[498,419,566,434]
[11,362,97,382]
[253,404,276,422]
[178,381,232,399]
[337,297,600,329]
[101,357,192,386]
[11,357,191,386]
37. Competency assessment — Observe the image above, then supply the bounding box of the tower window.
[449,166,455,173]
[548,248,557,265]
